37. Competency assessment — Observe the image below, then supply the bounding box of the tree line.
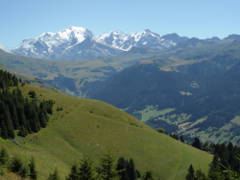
[157,130,240,180]
[186,140,240,180]
[64,154,153,180]
[0,69,54,139]
[0,146,154,180]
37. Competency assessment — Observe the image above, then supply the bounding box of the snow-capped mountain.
[12,27,185,60]
[94,31,131,50]
[12,26,123,60]
[95,29,178,51]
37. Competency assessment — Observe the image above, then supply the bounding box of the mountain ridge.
[11,26,240,61]
[11,26,189,60]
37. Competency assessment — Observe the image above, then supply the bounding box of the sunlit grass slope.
[0,85,212,180]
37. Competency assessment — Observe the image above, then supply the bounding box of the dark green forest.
[0,70,54,139]
[187,140,240,180]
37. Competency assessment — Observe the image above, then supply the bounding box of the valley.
[2,30,240,144]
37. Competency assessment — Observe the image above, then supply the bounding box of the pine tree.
[142,171,153,180]
[66,164,79,180]
[18,164,29,178]
[3,104,15,138]
[195,169,207,180]
[127,158,137,180]
[9,157,24,173]
[28,90,37,99]
[116,157,128,180]
[0,120,8,139]
[97,154,116,180]
[192,137,202,150]
[9,156,29,178]
[8,100,19,129]
[29,157,37,180]
[209,155,221,172]
[78,158,95,180]
[0,148,9,166]
[186,165,195,180]
[18,126,28,137]
[208,155,222,180]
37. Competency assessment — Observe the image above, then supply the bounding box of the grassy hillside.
[0,84,211,180]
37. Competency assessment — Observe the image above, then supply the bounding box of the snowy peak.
[130,29,163,47]
[12,26,99,60]
[131,29,160,41]
[12,26,186,60]
[18,26,93,50]
[55,26,93,43]
[95,31,131,50]
[95,29,178,51]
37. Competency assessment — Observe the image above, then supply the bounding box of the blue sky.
[1,0,239,48]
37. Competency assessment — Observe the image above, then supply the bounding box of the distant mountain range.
[11,26,240,60]
[12,26,186,60]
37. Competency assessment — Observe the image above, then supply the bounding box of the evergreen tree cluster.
[190,137,216,153]
[0,69,54,139]
[0,147,37,179]
[66,154,153,180]
[116,157,140,180]
[213,143,240,173]
[186,142,240,180]
[0,70,19,89]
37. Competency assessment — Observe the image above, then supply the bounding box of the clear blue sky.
[1,0,239,48]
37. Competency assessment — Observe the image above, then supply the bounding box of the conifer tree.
[78,158,95,180]
[3,104,15,138]
[29,157,37,180]
[9,156,29,178]
[142,171,153,180]
[186,165,195,180]
[66,164,79,180]
[9,157,23,173]
[0,148,9,166]
[127,158,137,180]
[208,155,222,180]
[195,169,207,180]
[18,164,29,178]
[192,137,202,150]
[97,154,116,180]
[116,157,127,180]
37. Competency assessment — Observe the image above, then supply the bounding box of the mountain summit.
[12,26,122,60]
[95,29,177,51]
[12,27,183,60]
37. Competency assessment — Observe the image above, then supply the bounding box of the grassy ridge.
[0,85,211,180]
